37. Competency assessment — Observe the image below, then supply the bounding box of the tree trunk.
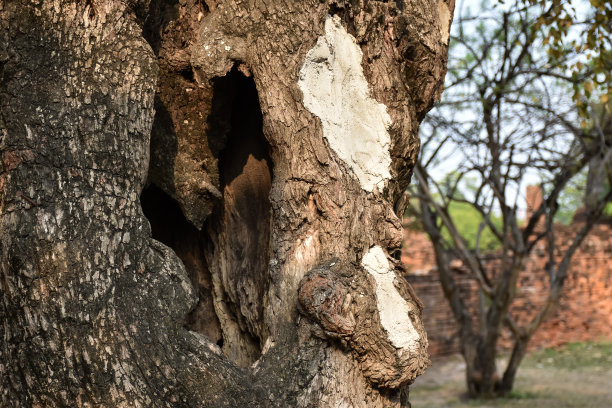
[586,152,611,212]
[499,336,528,395]
[0,0,453,406]
[463,338,501,398]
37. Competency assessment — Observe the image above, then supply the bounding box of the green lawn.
[410,341,612,408]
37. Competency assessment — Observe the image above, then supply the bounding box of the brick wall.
[402,220,612,356]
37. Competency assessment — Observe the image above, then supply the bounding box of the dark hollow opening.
[141,66,272,366]
[206,66,273,366]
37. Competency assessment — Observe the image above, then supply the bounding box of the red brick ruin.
[403,187,612,356]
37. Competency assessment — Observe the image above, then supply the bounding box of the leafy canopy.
[515,0,612,120]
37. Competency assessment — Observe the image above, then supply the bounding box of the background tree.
[410,0,612,398]
[0,0,453,406]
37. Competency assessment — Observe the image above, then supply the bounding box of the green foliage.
[516,0,612,120]
[406,196,503,252]
[435,173,503,251]
[442,201,503,252]
[554,169,587,224]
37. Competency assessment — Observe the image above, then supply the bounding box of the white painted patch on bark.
[438,0,451,45]
[298,15,392,192]
[361,246,419,351]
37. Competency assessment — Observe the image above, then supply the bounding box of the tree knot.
[298,261,355,339]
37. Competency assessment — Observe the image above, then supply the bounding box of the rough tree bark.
[0,0,453,406]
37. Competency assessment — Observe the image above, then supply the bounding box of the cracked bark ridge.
[1,0,453,406]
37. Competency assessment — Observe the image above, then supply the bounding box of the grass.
[410,341,612,408]
[525,341,612,370]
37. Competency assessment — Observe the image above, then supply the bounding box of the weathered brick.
[402,220,612,355]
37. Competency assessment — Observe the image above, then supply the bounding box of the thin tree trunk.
[499,336,528,395]
[1,0,453,406]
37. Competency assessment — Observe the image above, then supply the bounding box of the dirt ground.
[409,342,612,408]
